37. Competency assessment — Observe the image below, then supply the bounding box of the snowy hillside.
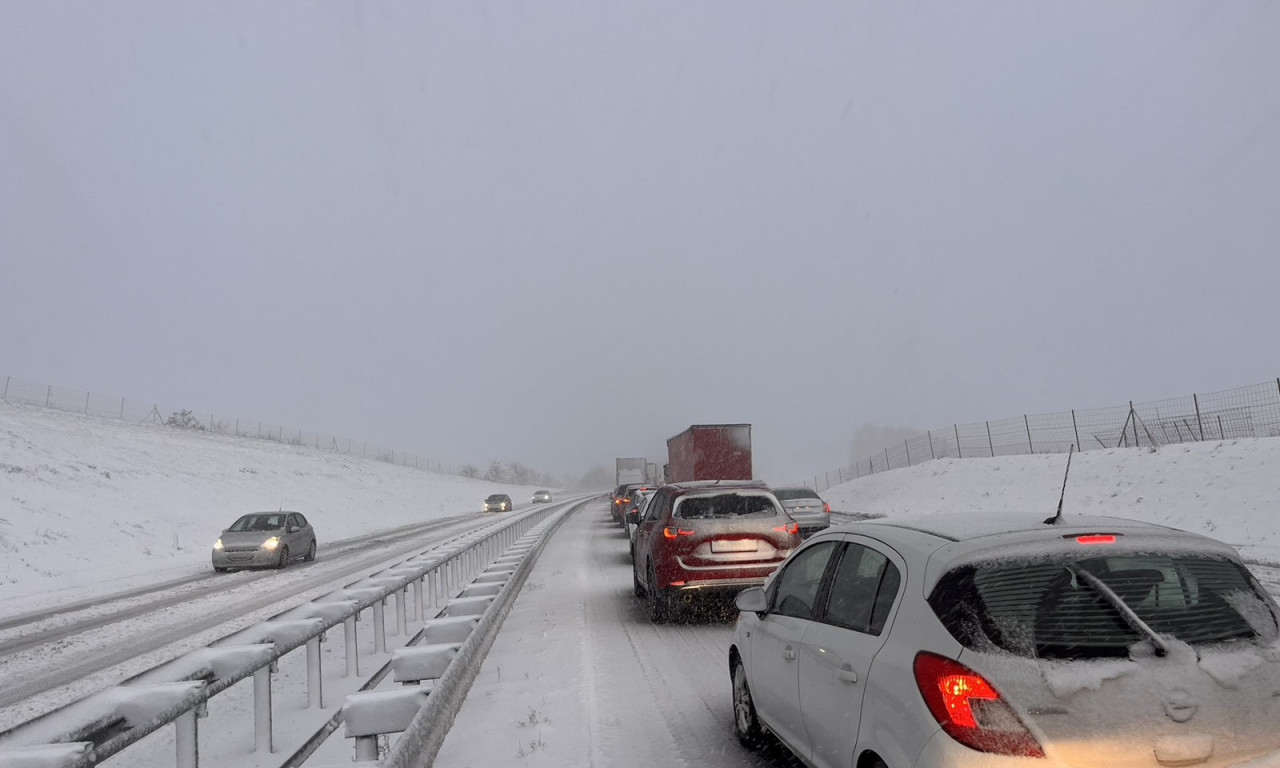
[0,403,546,612]
[822,439,1280,565]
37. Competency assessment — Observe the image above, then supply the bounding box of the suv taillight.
[823,502,830,514]
[912,652,1044,757]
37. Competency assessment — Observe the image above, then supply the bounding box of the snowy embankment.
[0,403,545,613]
[822,439,1280,565]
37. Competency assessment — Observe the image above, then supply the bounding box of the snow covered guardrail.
[0,501,575,768]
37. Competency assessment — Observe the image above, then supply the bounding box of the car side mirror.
[734,586,768,614]
[625,510,639,525]
[288,525,300,533]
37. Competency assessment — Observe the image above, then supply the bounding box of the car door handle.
[782,646,796,661]
[836,664,858,683]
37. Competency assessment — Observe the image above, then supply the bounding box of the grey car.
[771,487,830,537]
[212,511,317,572]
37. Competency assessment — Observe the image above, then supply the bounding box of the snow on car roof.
[849,510,1186,543]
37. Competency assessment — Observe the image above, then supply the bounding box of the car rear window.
[773,489,820,502]
[673,492,778,520]
[930,554,1277,659]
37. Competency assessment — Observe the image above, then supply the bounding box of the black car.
[483,494,513,513]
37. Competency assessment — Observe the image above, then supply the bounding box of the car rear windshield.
[674,492,778,520]
[773,489,820,501]
[930,554,1278,659]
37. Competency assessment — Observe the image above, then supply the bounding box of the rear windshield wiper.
[1071,566,1170,657]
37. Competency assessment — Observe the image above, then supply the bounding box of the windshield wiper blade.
[1071,566,1170,657]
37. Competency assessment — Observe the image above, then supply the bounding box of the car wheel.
[633,563,645,597]
[304,539,317,562]
[214,567,227,573]
[276,545,290,569]
[733,658,764,749]
[647,564,669,623]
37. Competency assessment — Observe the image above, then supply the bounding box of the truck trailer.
[615,457,648,486]
[665,424,752,482]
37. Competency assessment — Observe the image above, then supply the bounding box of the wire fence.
[809,378,1280,492]
[0,374,456,474]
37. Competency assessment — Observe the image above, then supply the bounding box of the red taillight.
[772,522,799,534]
[823,502,830,514]
[662,527,695,539]
[912,652,1044,757]
[1075,534,1116,544]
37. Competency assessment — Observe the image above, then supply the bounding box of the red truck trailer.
[665,424,752,482]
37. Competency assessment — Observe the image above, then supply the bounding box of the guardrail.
[0,500,583,768]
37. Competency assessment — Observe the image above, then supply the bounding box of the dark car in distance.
[771,486,831,537]
[484,494,513,513]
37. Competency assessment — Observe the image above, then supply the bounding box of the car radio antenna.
[1043,445,1075,525]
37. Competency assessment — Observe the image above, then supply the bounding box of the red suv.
[632,480,800,622]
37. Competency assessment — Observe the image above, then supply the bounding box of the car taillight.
[913,652,1044,757]
[772,522,799,534]
[823,502,830,514]
[1074,534,1116,544]
[662,527,695,538]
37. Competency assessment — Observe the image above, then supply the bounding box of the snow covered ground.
[4,401,1280,766]
[0,403,547,615]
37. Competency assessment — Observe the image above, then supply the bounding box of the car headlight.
[261,536,280,551]
[213,538,224,550]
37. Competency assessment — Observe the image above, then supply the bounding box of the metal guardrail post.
[253,666,273,753]
[306,636,323,709]
[395,589,408,636]
[345,615,359,676]
[175,709,198,768]
[373,600,387,653]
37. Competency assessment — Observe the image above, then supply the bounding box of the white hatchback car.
[729,512,1280,768]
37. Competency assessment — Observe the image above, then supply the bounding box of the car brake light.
[1075,534,1116,544]
[913,652,1044,757]
[823,502,830,514]
[662,527,695,538]
[773,522,799,534]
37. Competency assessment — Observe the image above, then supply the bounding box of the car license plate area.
[712,539,758,553]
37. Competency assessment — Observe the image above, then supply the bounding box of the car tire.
[214,567,227,573]
[647,564,669,623]
[276,545,290,569]
[633,564,645,597]
[732,658,764,749]
[304,539,316,562]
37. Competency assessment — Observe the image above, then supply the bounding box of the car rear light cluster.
[773,522,799,534]
[913,652,1044,757]
[662,527,695,538]
[823,502,831,514]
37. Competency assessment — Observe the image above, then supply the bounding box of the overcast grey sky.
[2,2,1278,483]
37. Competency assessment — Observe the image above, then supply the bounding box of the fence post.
[1130,402,1139,447]
[928,430,935,459]
[1218,415,1225,439]
[2,376,8,401]
[1072,410,1081,452]
[986,422,994,457]
[120,397,125,419]
[884,447,890,470]
[45,385,52,407]
[869,458,874,475]
[1024,415,1033,454]
[838,467,845,483]
[84,392,90,414]
[904,439,911,466]
[1193,394,1204,440]
[954,424,962,458]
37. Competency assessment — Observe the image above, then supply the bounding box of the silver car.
[212,511,317,572]
[771,486,830,537]
[730,511,1280,767]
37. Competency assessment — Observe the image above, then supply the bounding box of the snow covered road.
[434,498,797,768]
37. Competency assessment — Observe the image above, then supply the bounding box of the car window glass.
[771,541,839,620]
[296,514,308,528]
[930,554,1275,659]
[673,493,777,520]
[643,491,666,522]
[773,489,820,502]
[824,544,898,634]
